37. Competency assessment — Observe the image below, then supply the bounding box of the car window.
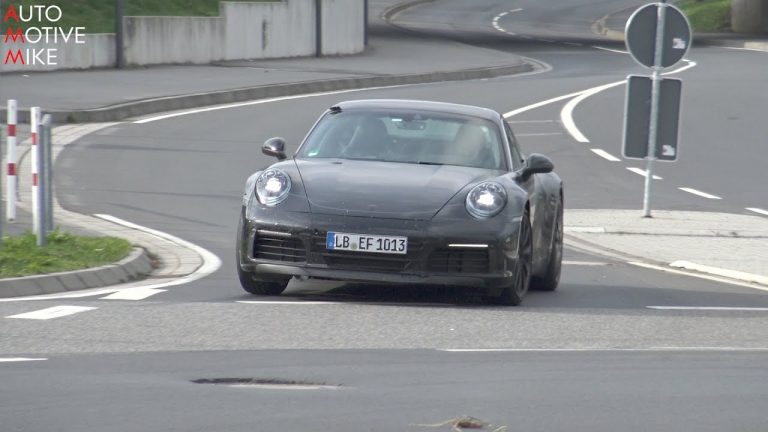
[504,122,525,170]
[299,109,506,170]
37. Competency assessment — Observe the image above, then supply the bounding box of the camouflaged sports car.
[237,99,563,305]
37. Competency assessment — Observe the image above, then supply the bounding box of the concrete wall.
[731,0,768,33]
[322,0,365,55]
[1,0,364,72]
[0,34,115,73]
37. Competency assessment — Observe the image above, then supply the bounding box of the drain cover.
[191,378,340,390]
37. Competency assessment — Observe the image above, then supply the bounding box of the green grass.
[1,0,278,33]
[0,230,133,278]
[676,0,731,32]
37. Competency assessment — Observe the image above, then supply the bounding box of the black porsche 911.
[236,99,563,305]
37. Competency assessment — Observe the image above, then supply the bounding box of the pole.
[315,0,322,57]
[642,1,667,218]
[36,116,48,247]
[6,99,17,222]
[42,115,53,232]
[30,106,41,234]
[116,0,124,68]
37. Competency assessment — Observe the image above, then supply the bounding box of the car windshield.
[298,109,506,170]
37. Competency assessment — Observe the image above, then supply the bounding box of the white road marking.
[7,305,97,320]
[591,45,629,54]
[590,148,621,162]
[440,347,768,352]
[678,187,721,199]
[627,167,663,180]
[0,287,129,302]
[508,8,523,13]
[100,287,167,301]
[648,306,768,311]
[562,260,608,266]
[555,60,696,143]
[746,207,768,217]
[670,260,768,286]
[237,300,342,305]
[504,88,601,118]
[0,357,48,363]
[721,46,768,53]
[564,226,606,233]
[628,261,768,293]
[93,214,222,290]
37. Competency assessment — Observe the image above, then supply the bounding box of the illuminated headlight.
[255,169,291,206]
[466,182,507,219]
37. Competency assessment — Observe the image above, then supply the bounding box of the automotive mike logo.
[3,4,85,66]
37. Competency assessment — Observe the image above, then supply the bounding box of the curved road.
[2,1,767,431]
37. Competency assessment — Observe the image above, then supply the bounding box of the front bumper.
[238,209,522,292]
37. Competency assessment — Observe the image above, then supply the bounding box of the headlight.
[255,169,291,206]
[466,182,506,219]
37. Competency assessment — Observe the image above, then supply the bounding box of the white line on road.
[562,260,608,266]
[678,187,721,199]
[746,207,768,217]
[237,300,342,305]
[627,167,663,180]
[0,357,48,363]
[648,306,768,311]
[590,148,621,162]
[7,305,97,320]
[100,287,167,301]
[628,261,768,293]
[440,347,768,352]
[670,260,768,286]
[560,81,626,142]
[564,226,606,233]
[591,45,629,54]
[721,46,768,53]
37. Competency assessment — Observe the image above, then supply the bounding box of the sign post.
[623,1,691,217]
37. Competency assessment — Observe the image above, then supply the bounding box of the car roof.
[332,99,502,122]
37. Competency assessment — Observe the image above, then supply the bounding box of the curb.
[3,63,532,125]
[0,247,153,298]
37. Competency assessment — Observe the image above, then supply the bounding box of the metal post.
[364,0,369,46]
[116,0,125,68]
[315,0,322,57]
[6,99,17,222]
[30,106,41,234]
[0,126,4,247]
[42,115,53,232]
[36,116,48,247]
[642,1,667,218]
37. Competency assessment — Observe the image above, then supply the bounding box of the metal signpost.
[623,1,691,217]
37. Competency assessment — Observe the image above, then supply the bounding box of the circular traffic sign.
[625,3,692,69]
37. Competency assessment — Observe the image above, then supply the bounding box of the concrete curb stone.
[0,248,152,298]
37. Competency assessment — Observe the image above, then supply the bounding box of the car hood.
[295,159,497,220]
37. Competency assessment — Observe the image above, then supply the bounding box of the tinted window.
[299,109,506,170]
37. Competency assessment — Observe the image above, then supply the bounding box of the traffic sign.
[625,2,692,69]
[623,75,682,162]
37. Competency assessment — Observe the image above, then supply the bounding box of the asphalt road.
[3,1,768,431]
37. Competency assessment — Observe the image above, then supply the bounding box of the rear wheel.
[531,201,563,291]
[488,209,532,306]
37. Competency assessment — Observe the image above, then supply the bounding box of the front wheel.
[488,210,532,306]
[237,265,289,295]
[531,201,563,292]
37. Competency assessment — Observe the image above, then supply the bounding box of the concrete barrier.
[1,0,364,72]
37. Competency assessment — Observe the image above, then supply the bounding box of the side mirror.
[521,153,554,180]
[262,137,287,160]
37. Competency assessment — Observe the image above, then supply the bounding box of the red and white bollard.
[6,99,17,222]
[30,106,41,234]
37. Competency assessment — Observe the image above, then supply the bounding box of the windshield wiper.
[417,161,444,165]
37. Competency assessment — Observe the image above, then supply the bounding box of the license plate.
[326,232,408,255]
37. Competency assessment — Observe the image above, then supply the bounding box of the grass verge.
[676,0,731,32]
[2,0,278,33]
[0,230,133,278]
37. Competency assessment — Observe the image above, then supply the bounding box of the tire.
[531,201,563,292]
[488,209,532,306]
[237,264,289,295]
